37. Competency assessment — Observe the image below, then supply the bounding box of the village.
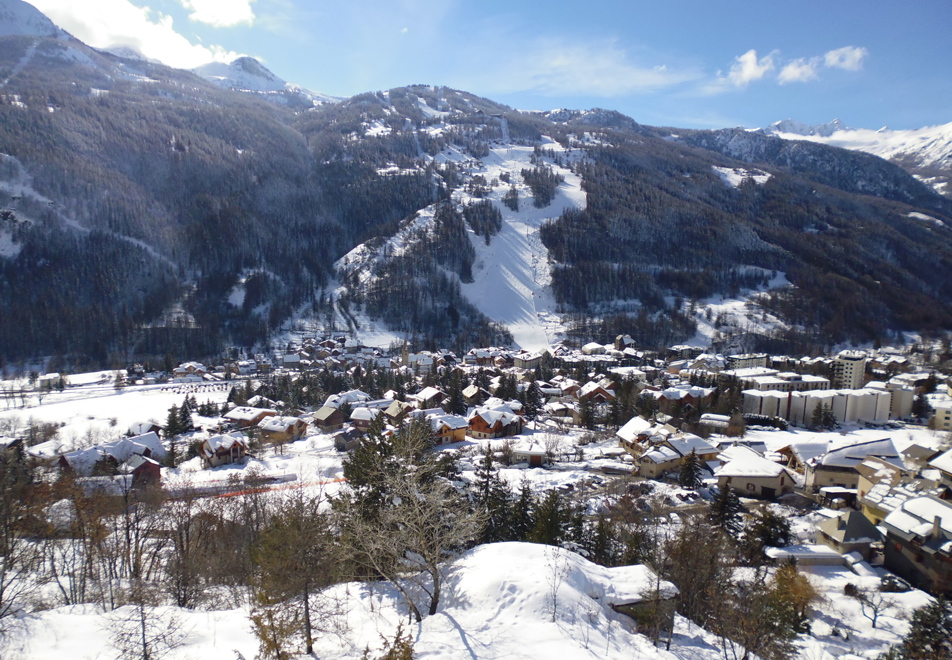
[2,334,952,659]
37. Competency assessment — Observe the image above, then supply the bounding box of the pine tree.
[446,370,466,415]
[912,393,932,420]
[679,449,703,489]
[164,404,184,468]
[890,597,952,660]
[588,513,617,566]
[529,490,565,546]
[709,485,743,537]
[471,449,513,544]
[523,382,542,420]
[579,396,596,431]
[177,398,194,433]
[165,404,181,439]
[508,478,535,542]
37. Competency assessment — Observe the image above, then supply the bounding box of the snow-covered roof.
[666,434,718,457]
[350,407,381,422]
[928,448,952,475]
[715,452,793,479]
[468,399,523,427]
[224,406,276,421]
[425,412,469,432]
[324,389,371,407]
[202,432,248,457]
[765,544,845,564]
[579,381,614,399]
[616,416,652,443]
[61,432,166,476]
[412,386,446,402]
[882,496,952,551]
[258,416,305,432]
[813,437,903,470]
[643,446,680,463]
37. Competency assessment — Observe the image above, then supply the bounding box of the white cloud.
[25,0,241,69]
[824,45,868,71]
[778,57,819,84]
[179,0,255,28]
[726,49,774,86]
[470,39,699,97]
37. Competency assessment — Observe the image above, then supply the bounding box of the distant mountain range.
[2,0,952,366]
[763,119,952,198]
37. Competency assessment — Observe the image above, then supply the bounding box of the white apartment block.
[832,350,868,390]
[743,387,891,426]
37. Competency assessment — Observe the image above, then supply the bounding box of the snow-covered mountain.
[768,118,849,138]
[0,0,66,38]
[765,119,952,196]
[193,56,339,106]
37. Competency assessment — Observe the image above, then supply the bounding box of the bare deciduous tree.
[337,418,485,622]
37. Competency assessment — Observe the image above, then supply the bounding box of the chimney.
[935,515,942,539]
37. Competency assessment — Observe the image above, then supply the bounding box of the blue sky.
[26,0,952,130]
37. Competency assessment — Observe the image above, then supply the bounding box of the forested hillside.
[2,15,952,365]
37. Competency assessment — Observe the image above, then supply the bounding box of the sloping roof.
[818,510,881,544]
[928,448,952,475]
[666,434,718,457]
[426,413,469,432]
[783,441,829,463]
[202,432,248,458]
[225,406,276,422]
[862,479,939,512]
[467,400,522,427]
[61,432,166,476]
[814,437,904,470]
[258,416,305,432]
[882,496,952,551]
[616,416,652,444]
[314,405,344,422]
[412,386,446,402]
[643,446,680,463]
[716,452,793,479]
[350,407,381,422]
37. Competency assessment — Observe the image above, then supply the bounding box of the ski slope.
[455,136,586,350]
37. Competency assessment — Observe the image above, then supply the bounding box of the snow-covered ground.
[5,542,727,660]
[681,269,792,349]
[456,136,585,351]
[0,374,231,453]
[5,538,935,660]
[712,165,771,188]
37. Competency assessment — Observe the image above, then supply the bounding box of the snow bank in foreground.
[11,543,707,660]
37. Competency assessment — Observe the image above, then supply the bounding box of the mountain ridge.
[3,0,952,364]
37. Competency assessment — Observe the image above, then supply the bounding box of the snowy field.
[0,374,231,453]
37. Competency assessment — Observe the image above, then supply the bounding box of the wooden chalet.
[200,433,250,468]
[313,405,346,433]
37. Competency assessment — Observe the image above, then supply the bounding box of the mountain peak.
[768,118,849,137]
[0,0,67,38]
[193,56,286,92]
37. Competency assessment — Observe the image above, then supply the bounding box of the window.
[747,483,756,491]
